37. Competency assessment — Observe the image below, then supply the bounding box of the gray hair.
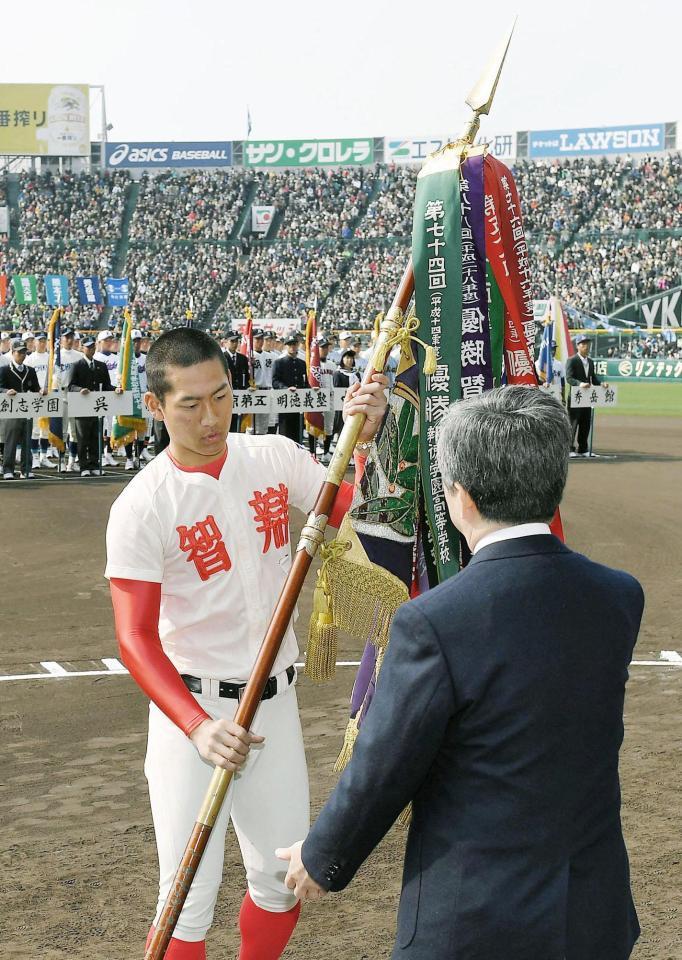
[436,386,572,524]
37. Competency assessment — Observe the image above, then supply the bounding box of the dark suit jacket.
[224,350,250,390]
[67,357,113,393]
[272,353,307,390]
[0,362,40,394]
[566,355,601,408]
[302,535,644,960]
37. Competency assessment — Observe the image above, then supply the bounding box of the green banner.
[594,358,682,382]
[12,274,38,305]
[413,157,462,585]
[111,312,147,448]
[241,138,374,167]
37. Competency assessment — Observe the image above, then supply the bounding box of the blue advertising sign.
[528,123,666,158]
[105,277,129,306]
[106,141,233,169]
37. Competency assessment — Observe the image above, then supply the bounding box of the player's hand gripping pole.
[144,263,416,960]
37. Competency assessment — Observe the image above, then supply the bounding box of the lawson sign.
[528,123,666,158]
[106,141,233,169]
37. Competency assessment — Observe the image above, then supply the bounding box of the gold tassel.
[422,344,437,376]
[333,715,360,772]
[305,566,338,682]
[397,804,413,828]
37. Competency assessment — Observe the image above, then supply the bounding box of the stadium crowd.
[0,152,679,332]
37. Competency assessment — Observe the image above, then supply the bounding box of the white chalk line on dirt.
[0,653,680,683]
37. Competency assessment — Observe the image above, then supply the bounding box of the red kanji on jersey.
[249,484,289,554]
[176,514,232,581]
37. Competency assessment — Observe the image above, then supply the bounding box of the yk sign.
[570,385,618,408]
[242,139,374,167]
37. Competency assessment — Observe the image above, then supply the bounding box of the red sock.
[237,892,301,960]
[145,925,206,959]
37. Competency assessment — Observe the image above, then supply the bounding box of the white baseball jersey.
[105,434,326,681]
[252,349,276,389]
[54,347,82,388]
[94,349,118,377]
[25,349,50,388]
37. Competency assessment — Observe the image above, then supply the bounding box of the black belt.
[181,665,295,701]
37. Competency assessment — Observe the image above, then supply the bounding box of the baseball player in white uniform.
[25,331,58,468]
[105,327,386,960]
[250,328,277,436]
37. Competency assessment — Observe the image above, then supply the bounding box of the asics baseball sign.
[106,141,233,169]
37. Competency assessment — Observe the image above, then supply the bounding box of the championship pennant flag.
[12,275,38,305]
[304,305,324,440]
[44,274,69,307]
[105,277,129,307]
[76,276,103,306]
[320,144,568,772]
[41,307,65,452]
[0,275,7,306]
[111,309,147,448]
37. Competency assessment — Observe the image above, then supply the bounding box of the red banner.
[484,155,537,386]
[305,309,324,438]
[0,275,6,306]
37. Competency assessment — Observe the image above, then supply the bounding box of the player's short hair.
[146,328,230,402]
[436,385,571,524]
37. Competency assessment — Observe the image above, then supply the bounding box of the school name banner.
[570,385,618,408]
[0,392,134,420]
[231,388,349,413]
[241,138,375,167]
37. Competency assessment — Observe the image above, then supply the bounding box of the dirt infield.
[1,414,680,960]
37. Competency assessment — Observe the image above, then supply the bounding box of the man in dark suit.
[278,385,643,960]
[67,335,114,476]
[223,331,250,432]
[566,335,606,457]
[272,335,307,443]
[0,339,42,479]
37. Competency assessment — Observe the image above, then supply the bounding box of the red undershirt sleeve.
[327,453,366,529]
[109,577,210,738]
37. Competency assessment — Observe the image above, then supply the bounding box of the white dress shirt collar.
[473,522,552,555]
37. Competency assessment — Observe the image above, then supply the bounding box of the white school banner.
[0,393,65,420]
[231,388,348,413]
[65,391,134,418]
[570,385,618,408]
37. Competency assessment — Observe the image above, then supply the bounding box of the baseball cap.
[35,331,47,340]
[11,339,27,351]
[550,340,557,348]
[62,328,75,338]
[576,335,591,344]
[317,337,329,347]
[226,331,239,340]
[21,331,34,341]
[284,335,299,345]
[252,328,265,338]
[96,330,113,341]
[131,329,143,340]
[82,336,96,347]
[0,331,11,341]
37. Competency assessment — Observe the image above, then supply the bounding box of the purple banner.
[460,154,493,396]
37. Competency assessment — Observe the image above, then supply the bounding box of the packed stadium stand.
[0,153,680,331]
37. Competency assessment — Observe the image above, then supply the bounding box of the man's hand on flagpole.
[276,841,327,902]
[343,373,388,444]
